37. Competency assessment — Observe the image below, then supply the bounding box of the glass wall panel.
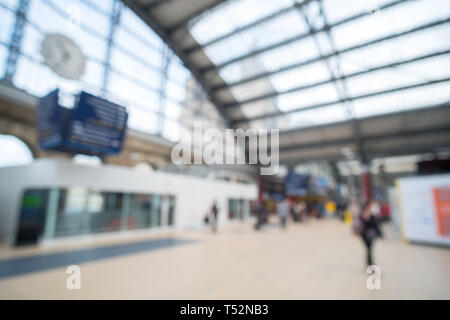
[17,188,177,240]
[128,193,152,229]
[228,199,250,220]
[16,189,50,246]
[150,194,162,228]
[54,187,87,237]
[87,191,123,234]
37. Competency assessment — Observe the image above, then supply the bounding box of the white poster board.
[397,174,450,246]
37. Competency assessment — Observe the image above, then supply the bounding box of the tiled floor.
[0,219,449,299]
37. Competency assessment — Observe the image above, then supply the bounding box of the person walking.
[254,201,266,230]
[293,201,302,222]
[359,200,383,267]
[276,199,289,230]
[211,200,220,233]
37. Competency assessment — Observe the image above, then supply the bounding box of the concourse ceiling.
[122,0,450,162]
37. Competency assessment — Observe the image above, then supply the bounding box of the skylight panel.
[353,81,450,118]
[202,8,307,65]
[323,0,395,25]
[276,83,340,112]
[336,24,450,75]
[269,61,330,92]
[331,0,450,51]
[189,0,295,45]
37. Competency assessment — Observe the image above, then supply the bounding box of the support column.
[3,0,31,83]
[258,176,264,204]
[361,165,372,202]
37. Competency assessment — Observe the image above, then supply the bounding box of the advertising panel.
[397,174,450,246]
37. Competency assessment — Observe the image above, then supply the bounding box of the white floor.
[0,219,449,299]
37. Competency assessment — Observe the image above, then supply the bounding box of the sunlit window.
[0,0,217,142]
[0,135,33,167]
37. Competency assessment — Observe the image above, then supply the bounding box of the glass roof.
[188,0,450,131]
[0,0,221,142]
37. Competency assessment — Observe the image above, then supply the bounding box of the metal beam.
[281,155,344,166]
[166,0,230,33]
[200,0,411,73]
[2,0,31,83]
[278,101,450,136]
[142,0,167,11]
[279,138,355,153]
[296,0,367,164]
[231,77,450,124]
[252,109,450,162]
[184,0,313,54]
[214,16,450,90]
[120,0,231,126]
[278,125,450,152]
[362,145,450,160]
[102,0,122,95]
[223,49,450,108]
[279,144,449,165]
[278,125,450,166]
[316,0,367,164]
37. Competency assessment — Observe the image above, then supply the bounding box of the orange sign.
[433,187,450,237]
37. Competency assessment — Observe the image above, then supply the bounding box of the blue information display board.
[285,172,311,196]
[38,90,128,156]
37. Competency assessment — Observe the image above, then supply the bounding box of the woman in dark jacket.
[360,200,383,267]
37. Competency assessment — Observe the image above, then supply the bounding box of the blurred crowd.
[252,196,391,231]
[251,196,389,267]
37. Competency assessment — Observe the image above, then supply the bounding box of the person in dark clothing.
[211,200,219,233]
[360,200,383,267]
[254,202,266,230]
